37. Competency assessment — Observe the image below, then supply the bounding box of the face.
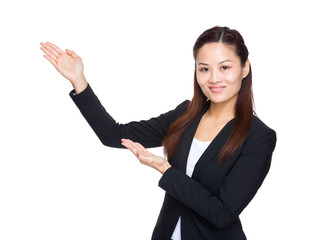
[196,42,249,105]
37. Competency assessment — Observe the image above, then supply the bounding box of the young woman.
[40,26,276,240]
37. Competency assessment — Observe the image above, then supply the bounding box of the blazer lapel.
[192,119,234,179]
[178,107,208,172]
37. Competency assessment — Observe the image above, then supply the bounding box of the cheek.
[228,77,243,94]
[225,70,243,86]
[196,73,208,86]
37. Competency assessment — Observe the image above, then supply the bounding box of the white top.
[171,138,211,240]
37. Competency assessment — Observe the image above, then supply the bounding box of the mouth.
[209,86,226,93]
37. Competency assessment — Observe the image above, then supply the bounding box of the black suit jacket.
[70,84,276,240]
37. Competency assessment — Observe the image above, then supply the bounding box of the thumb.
[65,49,78,58]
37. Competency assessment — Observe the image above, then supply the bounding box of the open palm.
[40,42,84,82]
[121,139,171,174]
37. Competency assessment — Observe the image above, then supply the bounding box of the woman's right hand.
[40,42,87,93]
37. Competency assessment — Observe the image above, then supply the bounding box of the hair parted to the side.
[162,26,254,164]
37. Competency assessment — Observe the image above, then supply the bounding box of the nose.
[209,70,222,83]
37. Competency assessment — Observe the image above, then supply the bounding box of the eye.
[221,66,229,70]
[201,67,209,72]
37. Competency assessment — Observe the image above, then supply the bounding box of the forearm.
[159,167,235,228]
[70,83,125,148]
[159,152,273,228]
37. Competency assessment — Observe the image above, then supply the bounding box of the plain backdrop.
[0,0,308,239]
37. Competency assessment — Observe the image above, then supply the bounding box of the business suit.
[70,84,277,240]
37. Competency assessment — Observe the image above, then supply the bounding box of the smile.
[209,86,226,93]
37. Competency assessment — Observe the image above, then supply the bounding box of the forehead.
[196,42,239,63]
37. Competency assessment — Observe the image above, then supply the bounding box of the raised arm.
[40,42,189,149]
[70,84,189,148]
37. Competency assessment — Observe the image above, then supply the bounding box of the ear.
[242,59,250,79]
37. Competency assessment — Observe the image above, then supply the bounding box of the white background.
[0,0,308,239]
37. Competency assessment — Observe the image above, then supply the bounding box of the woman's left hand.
[121,139,171,174]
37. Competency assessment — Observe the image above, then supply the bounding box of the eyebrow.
[198,60,232,66]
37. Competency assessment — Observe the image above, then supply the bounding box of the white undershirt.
[171,138,211,240]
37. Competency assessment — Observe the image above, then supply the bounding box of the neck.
[206,97,237,122]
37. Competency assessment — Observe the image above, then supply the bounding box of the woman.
[40,26,276,240]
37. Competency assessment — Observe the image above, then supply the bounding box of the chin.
[208,94,238,105]
[210,100,227,104]
[208,96,227,103]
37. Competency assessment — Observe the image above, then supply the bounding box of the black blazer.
[70,84,277,240]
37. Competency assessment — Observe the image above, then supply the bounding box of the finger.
[45,42,65,55]
[121,139,150,158]
[134,142,150,155]
[125,140,147,156]
[124,140,152,158]
[40,45,58,63]
[41,46,57,66]
[41,42,61,58]
[65,49,79,59]
[138,154,151,164]
[43,54,57,67]
[121,139,139,156]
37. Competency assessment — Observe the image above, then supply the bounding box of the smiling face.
[196,42,249,106]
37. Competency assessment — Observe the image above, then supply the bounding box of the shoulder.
[250,116,276,135]
[152,100,190,129]
[172,100,190,119]
[241,116,277,154]
[176,99,190,111]
[251,116,276,136]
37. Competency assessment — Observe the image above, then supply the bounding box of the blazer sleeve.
[69,83,189,148]
[159,124,277,229]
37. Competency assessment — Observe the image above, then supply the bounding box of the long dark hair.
[162,26,254,164]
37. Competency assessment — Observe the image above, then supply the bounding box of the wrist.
[159,161,171,174]
[71,74,88,94]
